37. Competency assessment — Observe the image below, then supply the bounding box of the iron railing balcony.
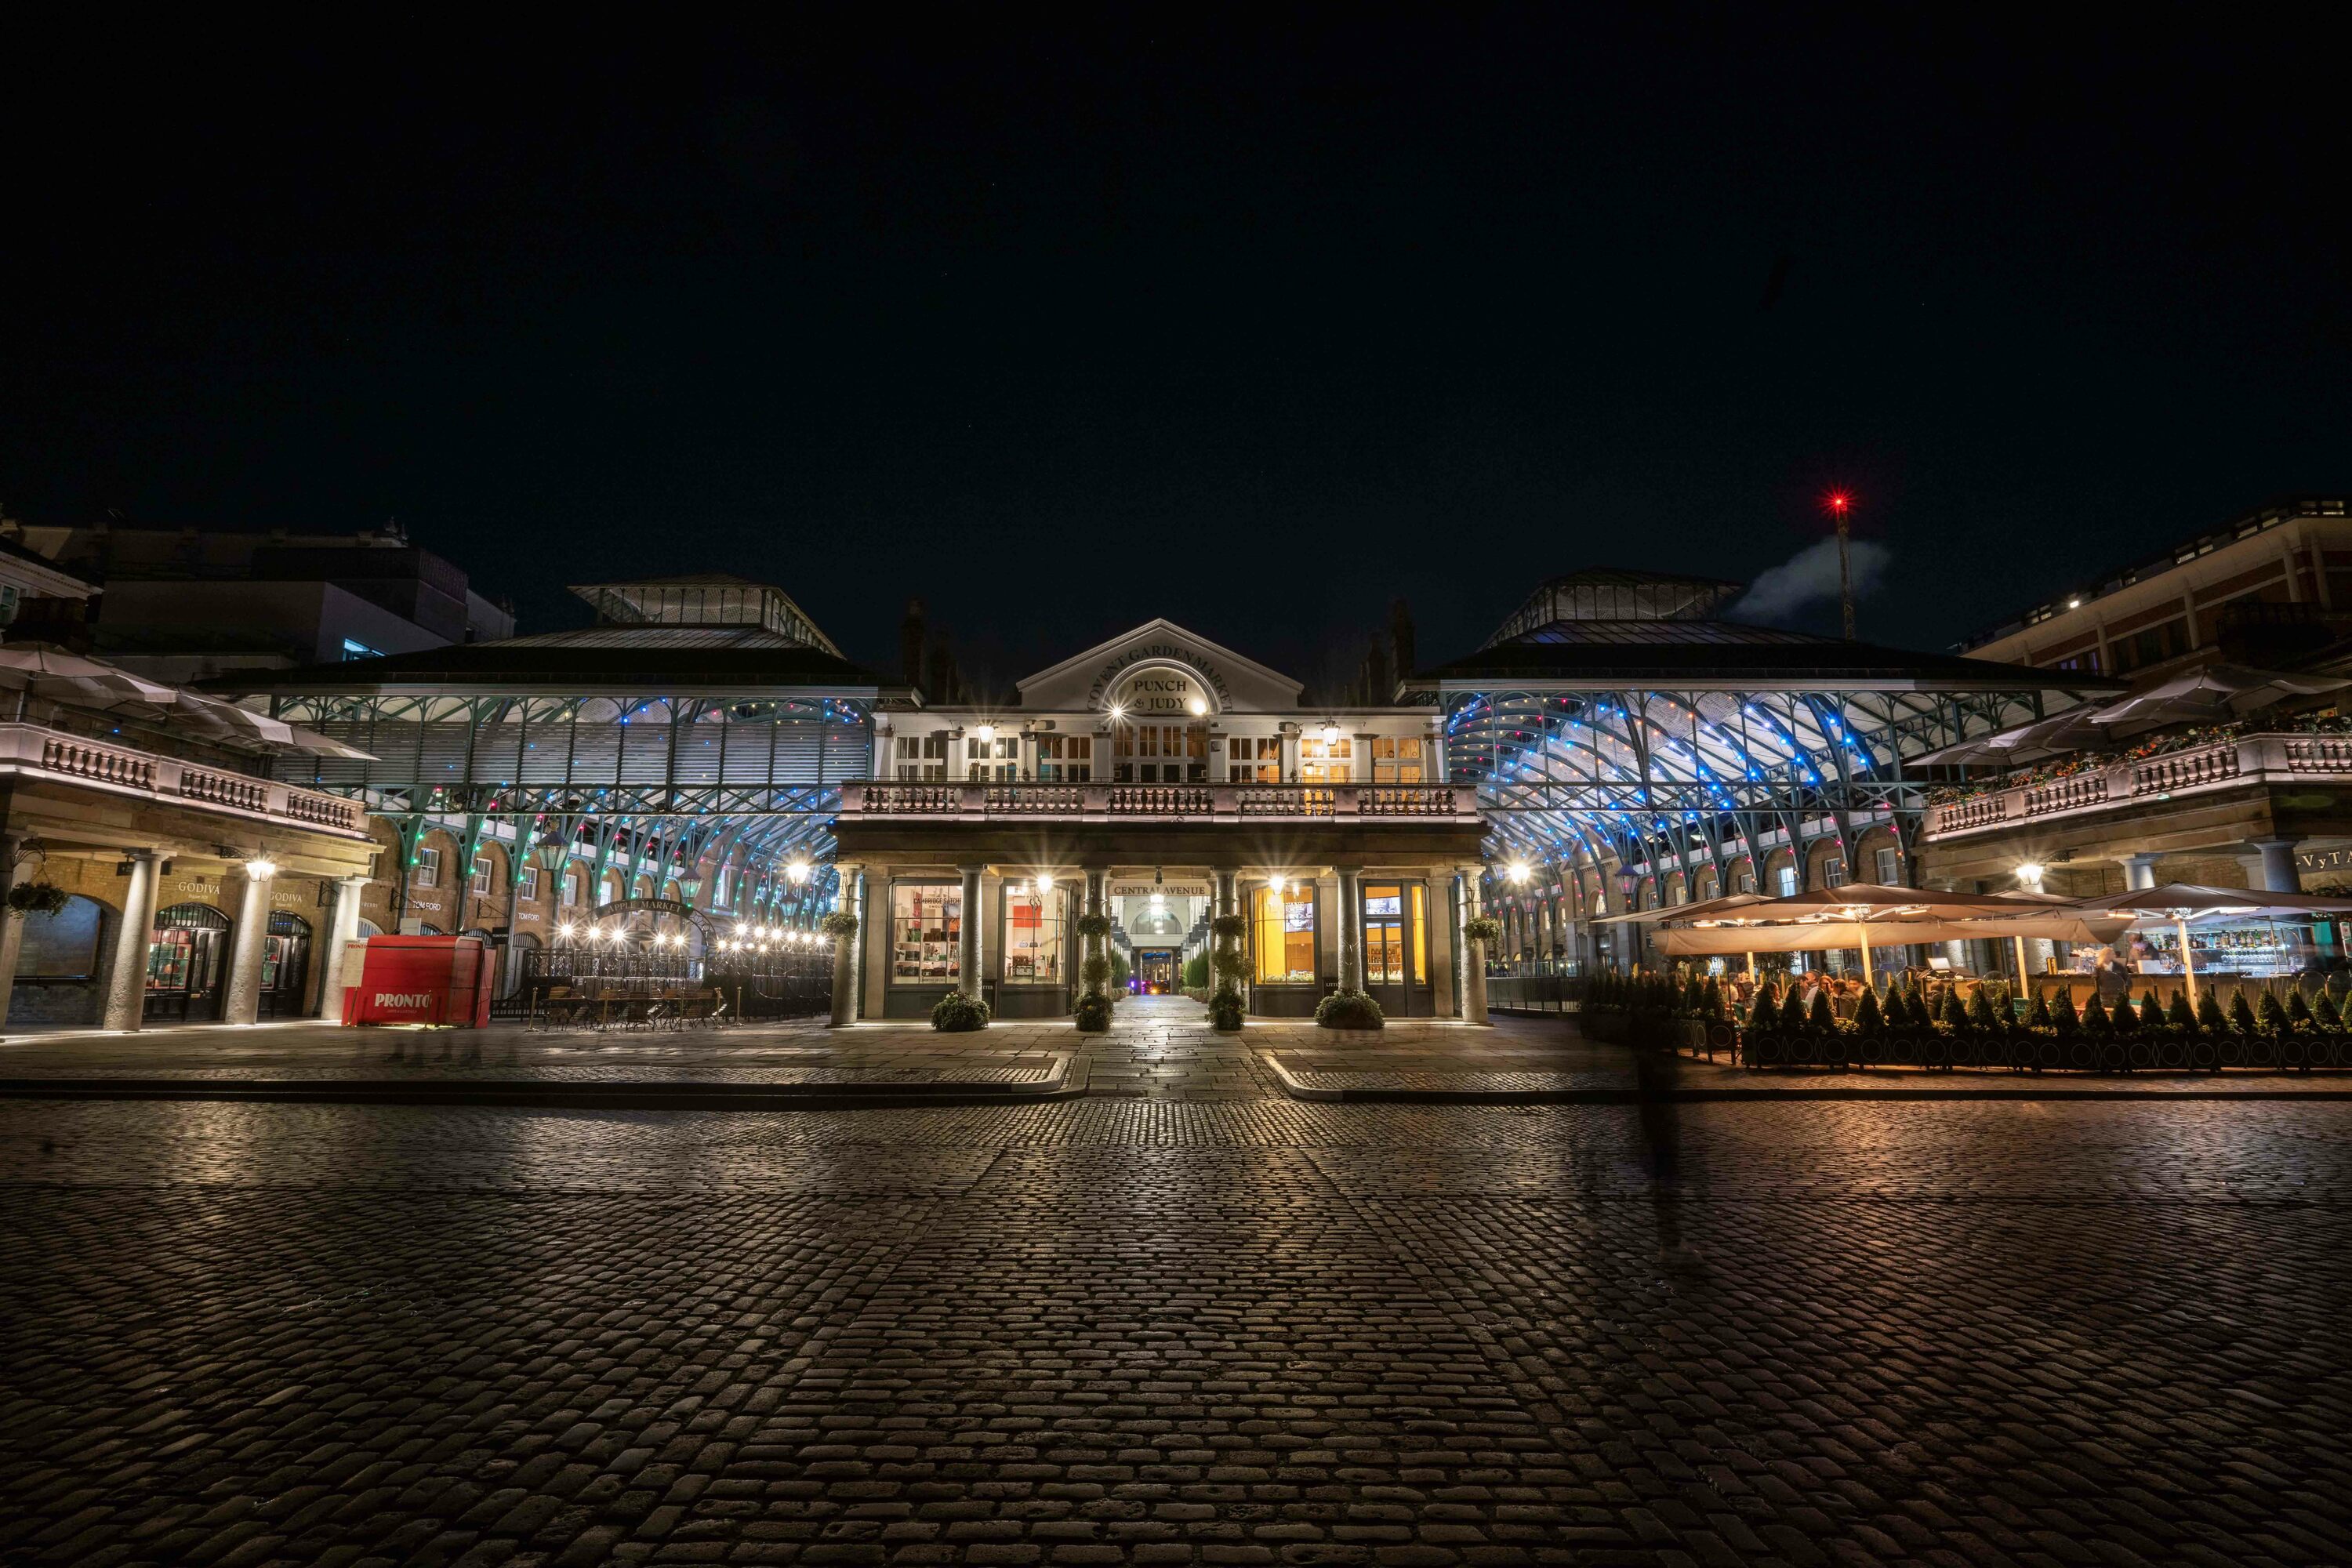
[839,779,1481,823]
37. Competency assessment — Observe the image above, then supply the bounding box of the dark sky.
[4,9,2346,696]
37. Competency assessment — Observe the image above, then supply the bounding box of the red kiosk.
[339,935,498,1028]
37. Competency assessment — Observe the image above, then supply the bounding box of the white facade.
[876,619,1446,787]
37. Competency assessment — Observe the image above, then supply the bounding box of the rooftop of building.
[1485,568,1747,646]
[1955,495,2352,653]
[568,576,843,658]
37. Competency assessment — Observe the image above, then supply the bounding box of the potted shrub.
[1316,989,1385,1030]
[931,990,990,1033]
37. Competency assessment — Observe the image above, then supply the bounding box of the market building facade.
[1912,495,2352,982]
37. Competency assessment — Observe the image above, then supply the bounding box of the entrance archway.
[147,904,230,1023]
[260,911,311,1019]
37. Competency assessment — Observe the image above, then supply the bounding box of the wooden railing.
[0,722,370,837]
[840,779,1481,822]
[1922,733,2343,840]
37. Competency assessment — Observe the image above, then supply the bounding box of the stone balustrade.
[1922,732,2343,840]
[841,779,1482,822]
[0,721,370,837]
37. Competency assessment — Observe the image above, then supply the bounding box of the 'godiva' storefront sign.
[1087,643,1232,708]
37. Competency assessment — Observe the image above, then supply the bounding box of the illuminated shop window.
[891,883,962,982]
[1001,883,1065,985]
[1252,882,1317,984]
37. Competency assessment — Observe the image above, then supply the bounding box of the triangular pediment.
[1015,619,1305,713]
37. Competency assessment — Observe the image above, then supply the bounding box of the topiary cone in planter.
[1208,912,1248,1033]
[1074,912,1115,1033]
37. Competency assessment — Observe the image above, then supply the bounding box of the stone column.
[2119,852,2161,891]
[852,866,874,1021]
[1352,734,1375,783]
[1279,728,1300,783]
[1085,866,1105,918]
[0,830,29,1033]
[2251,837,2303,894]
[1442,867,1466,1018]
[829,861,862,1027]
[1336,866,1363,993]
[1216,870,1236,920]
[1457,866,1489,1024]
[222,861,279,1025]
[957,864,984,1001]
[102,851,162,1032]
[314,875,368,1018]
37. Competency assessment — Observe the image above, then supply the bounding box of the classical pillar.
[829,861,862,1027]
[1352,733,1375,783]
[1216,870,1236,920]
[1279,727,1300,783]
[1336,866,1363,993]
[1085,866,1105,918]
[221,859,279,1025]
[1457,866,1488,1024]
[2251,837,2303,894]
[314,875,368,1018]
[1443,867,1467,1018]
[852,866,873,1022]
[0,830,29,1032]
[957,864,984,1002]
[2119,852,2161,891]
[102,851,162,1032]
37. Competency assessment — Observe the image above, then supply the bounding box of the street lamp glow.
[1036,871,1054,893]
[1507,862,1531,885]
[2016,862,2045,885]
[1187,696,1207,716]
[1109,703,1125,720]
[244,858,277,879]
[786,859,811,884]
[973,724,996,744]
[1321,723,1341,746]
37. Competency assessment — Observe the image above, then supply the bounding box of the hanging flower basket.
[6,883,69,917]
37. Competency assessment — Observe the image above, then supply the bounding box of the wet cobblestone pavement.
[4,1003,2351,1564]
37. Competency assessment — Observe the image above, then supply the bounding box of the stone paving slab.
[11,1000,2352,1111]
[4,1094,2350,1564]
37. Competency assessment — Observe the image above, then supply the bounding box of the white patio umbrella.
[2062,883,2352,1004]
[1911,706,2119,765]
[0,642,181,712]
[2089,664,2351,731]
[1651,884,2040,984]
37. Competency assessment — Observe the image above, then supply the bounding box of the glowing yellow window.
[1364,884,1406,983]
[1253,884,1316,984]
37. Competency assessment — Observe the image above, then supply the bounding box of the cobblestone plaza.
[6,1004,2350,1566]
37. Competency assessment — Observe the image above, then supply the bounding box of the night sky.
[4,10,2346,697]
